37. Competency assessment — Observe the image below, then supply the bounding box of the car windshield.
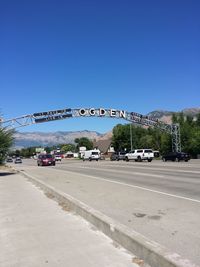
[144,149,153,153]
[42,154,52,159]
[92,152,99,155]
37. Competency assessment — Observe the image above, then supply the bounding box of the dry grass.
[0,165,16,173]
[132,257,144,266]
[58,201,71,212]
[45,192,55,199]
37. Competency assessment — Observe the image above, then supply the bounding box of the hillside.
[14,131,102,149]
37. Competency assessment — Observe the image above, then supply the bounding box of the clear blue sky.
[1,0,199,133]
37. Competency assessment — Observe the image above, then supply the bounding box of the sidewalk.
[0,170,139,267]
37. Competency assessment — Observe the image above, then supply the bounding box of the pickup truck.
[125,149,154,162]
[55,154,62,161]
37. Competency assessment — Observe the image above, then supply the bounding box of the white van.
[83,150,100,161]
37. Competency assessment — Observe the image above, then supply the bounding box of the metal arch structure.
[0,107,181,152]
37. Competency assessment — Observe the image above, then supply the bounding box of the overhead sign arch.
[1,107,181,152]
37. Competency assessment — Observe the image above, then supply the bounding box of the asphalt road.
[12,158,200,266]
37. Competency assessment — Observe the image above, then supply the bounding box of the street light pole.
[130,123,133,151]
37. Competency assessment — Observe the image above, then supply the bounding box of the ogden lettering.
[119,110,126,118]
[89,108,95,116]
[99,108,106,116]
[79,108,86,116]
[110,109,116,117]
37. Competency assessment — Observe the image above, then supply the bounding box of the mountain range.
[13,107,200,148]
[14,130,102,149]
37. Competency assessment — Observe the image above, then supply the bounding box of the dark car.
[162,152,190,162]
[37,154,56,166]
[15,157,22,164]
[110,152,126,161]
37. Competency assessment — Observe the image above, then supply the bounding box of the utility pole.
[130,123,133,151]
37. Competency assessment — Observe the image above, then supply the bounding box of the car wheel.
[148,159,152,162]
[125,157,129,162]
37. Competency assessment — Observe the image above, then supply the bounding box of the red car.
[37,154,56,166]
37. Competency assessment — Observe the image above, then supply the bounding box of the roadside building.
[93,139,114,158]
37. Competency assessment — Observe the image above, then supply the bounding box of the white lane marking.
[51,167,200,204]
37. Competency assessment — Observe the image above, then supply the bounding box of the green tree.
[171,112,200,157]
[196,113,200,127]
[75,137,93,150]
[160,132,171,154]
[112,124,133,151]
[140,134,153,148]
[61,144,76,153]
[19,147,37,158]
[112,123,172,155]
[0,127,14,164]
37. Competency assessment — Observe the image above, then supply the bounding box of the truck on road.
[125,149,154,162]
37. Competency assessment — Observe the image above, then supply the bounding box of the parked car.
[6,157,13,163]
[15,157,22,164]
[110,152,126,161]
[37,154,56,166]
[162,152,190,162]
[125,149,154,162]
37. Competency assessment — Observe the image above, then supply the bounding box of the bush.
[0,127,14,164]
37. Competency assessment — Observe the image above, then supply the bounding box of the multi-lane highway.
[13,158,200,266]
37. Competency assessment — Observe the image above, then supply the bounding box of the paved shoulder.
[0,171,138,267]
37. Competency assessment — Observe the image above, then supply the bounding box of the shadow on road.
[0,172,16,177]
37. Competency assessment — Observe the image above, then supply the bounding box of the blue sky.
[0,0,199,133]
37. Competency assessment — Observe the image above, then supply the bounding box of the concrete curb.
[19,170,198,267]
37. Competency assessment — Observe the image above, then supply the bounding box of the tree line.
[111,113,200,158]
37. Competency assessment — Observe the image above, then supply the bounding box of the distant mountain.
[147,107,200,124]
[14,130,102,149]
[147,107,200,118]
[13,107,200,149]
[181,108,200,116]
[147,110,174,119]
